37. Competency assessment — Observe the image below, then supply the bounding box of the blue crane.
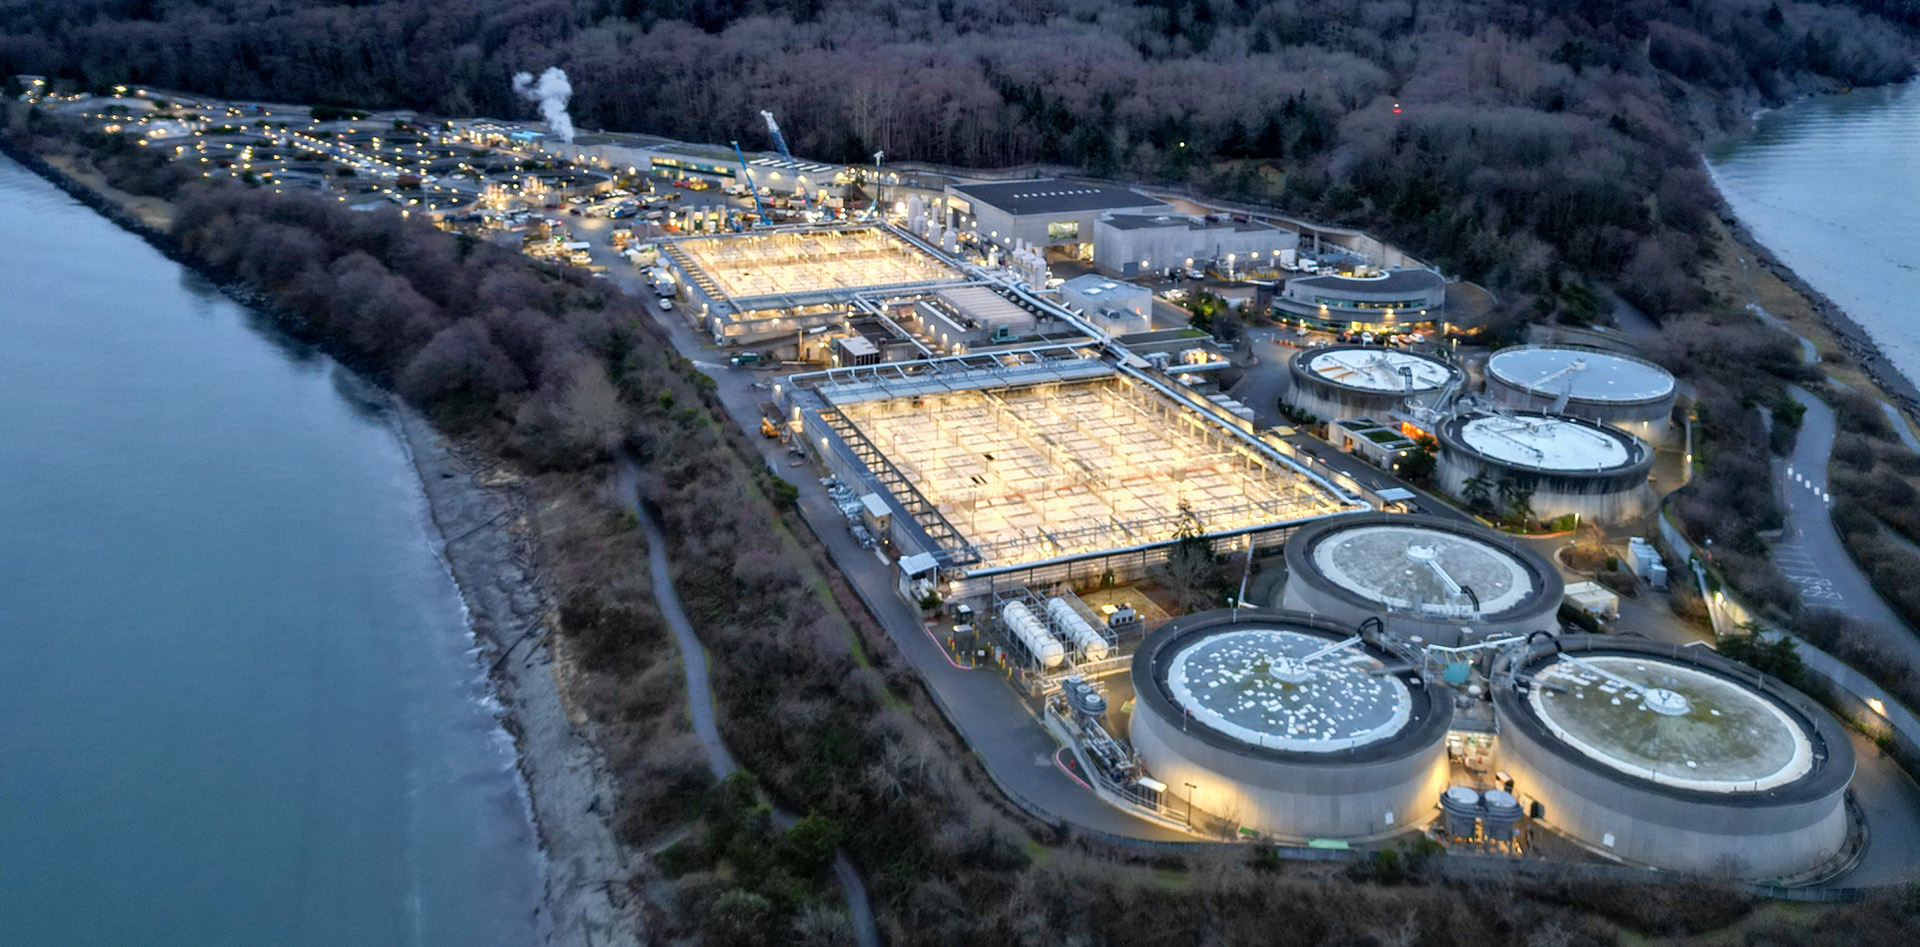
[760,110,808,207]
[730,140,772,227]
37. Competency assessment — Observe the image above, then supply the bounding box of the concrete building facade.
[1129,610,1452,840]
[1092,214,1298,277]
[1275,269,1447,334]
[944,179,1169,258]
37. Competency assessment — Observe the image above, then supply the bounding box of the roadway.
[1774,386,1920,665]
[569,218,1188,842]
[611,460,880,947]
[577,220,1920,877]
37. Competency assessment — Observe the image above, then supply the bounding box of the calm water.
[0,158,542,944]
[1709,81,1920,382]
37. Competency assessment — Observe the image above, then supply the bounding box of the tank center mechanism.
[1402,543,1480,616]
[1265,634,1363,684]
[1526,654,1814,790]
[1556,654,1692,716]
[1165,629,1413,752]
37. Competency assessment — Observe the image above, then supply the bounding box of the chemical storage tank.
[1486,346,1677,444]
[1047,597,1111,661]
[1493,635,1854,879]
[1002,600,1065,668]
[1435,410,1655,526]
[1285,345,1461,422]
[1281,513,1563,646]
[1128,609,1452,840]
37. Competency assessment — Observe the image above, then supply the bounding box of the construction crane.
[759,110,808,207]
[730,140,772,226]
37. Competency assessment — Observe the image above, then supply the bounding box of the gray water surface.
[1709,80,1920,383]
[0,159,543,945]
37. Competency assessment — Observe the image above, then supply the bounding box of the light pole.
[1184,782,1198,827]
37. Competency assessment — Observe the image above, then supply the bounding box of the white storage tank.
[1047,596,1111,661]
[1002,600,1065,668]
[1281,513,1563,646]
[1284,345,1460,422]
[1434,410,1655,526]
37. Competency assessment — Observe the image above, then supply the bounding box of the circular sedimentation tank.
[1486,346,1677,443]
[1281,513,1563,646]
[1129,609,1451,840]
[1493,636,1853,879]
[1435,410,1654,525]
[1285,345,1461,421]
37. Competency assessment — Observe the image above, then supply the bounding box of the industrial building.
[1280,514,1564,646]
[944,179,1170,258]
[1056,274,1152,335]
[1091,213,1297,278]
[1493,636,1854,878]
[661,226,964,346]
[1274,269,1447,334]
[1434,410,1655,525]
[1284,345,1461,422]
[1485,345,1679,444]
[1128,609,1452,840]
[784,346,1364,595]
[1325,417,1422,471]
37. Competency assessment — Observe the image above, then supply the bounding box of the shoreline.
[0,142,643,947]
[393,407,644,947]
[1701,81,1920,416]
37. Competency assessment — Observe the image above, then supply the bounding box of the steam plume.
[511,67,575,143]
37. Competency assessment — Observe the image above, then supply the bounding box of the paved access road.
[611,460,880,947]
[567,220,1187,843]
[1773,387,1920,665]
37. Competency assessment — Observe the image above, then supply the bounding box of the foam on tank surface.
[1165,629,1412,752]
[1528,656,1814,791]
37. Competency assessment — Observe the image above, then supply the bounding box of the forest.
[9,0,1920,942]
[2,0,1915,314]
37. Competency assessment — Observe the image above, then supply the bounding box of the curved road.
[1773,386,1920,666]
[613,459,880,947]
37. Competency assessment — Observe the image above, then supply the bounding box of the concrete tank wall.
[1435,451,1656,525]
[1493,716,1848,878]
[1128,609,1454,840]
[1491,637,1856,879]
[1130,694,1450,840]
[1486,375,1675,445]
[1283,347,1459,423]
[1279,579,1556,647]
[1278,514,1565,647]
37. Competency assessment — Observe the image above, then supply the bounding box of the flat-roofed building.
[1093,213,1298,277]
[785,346,1363,594]
[1057,274,1152,335]
[1275,269,1446,334]
[944,179,1169,259]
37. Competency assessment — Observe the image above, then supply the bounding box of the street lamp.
[1184,782,1198,826]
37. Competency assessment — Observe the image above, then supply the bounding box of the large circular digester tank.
[1284,345,1461,422]
[1485,346,1677,443]
[1493,636,1853,878]
[1128,609,1451,840]
[1435,410,1655,525]
[1281,513,1563,646]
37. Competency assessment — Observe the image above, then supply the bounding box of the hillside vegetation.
[3,0,1915,316]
